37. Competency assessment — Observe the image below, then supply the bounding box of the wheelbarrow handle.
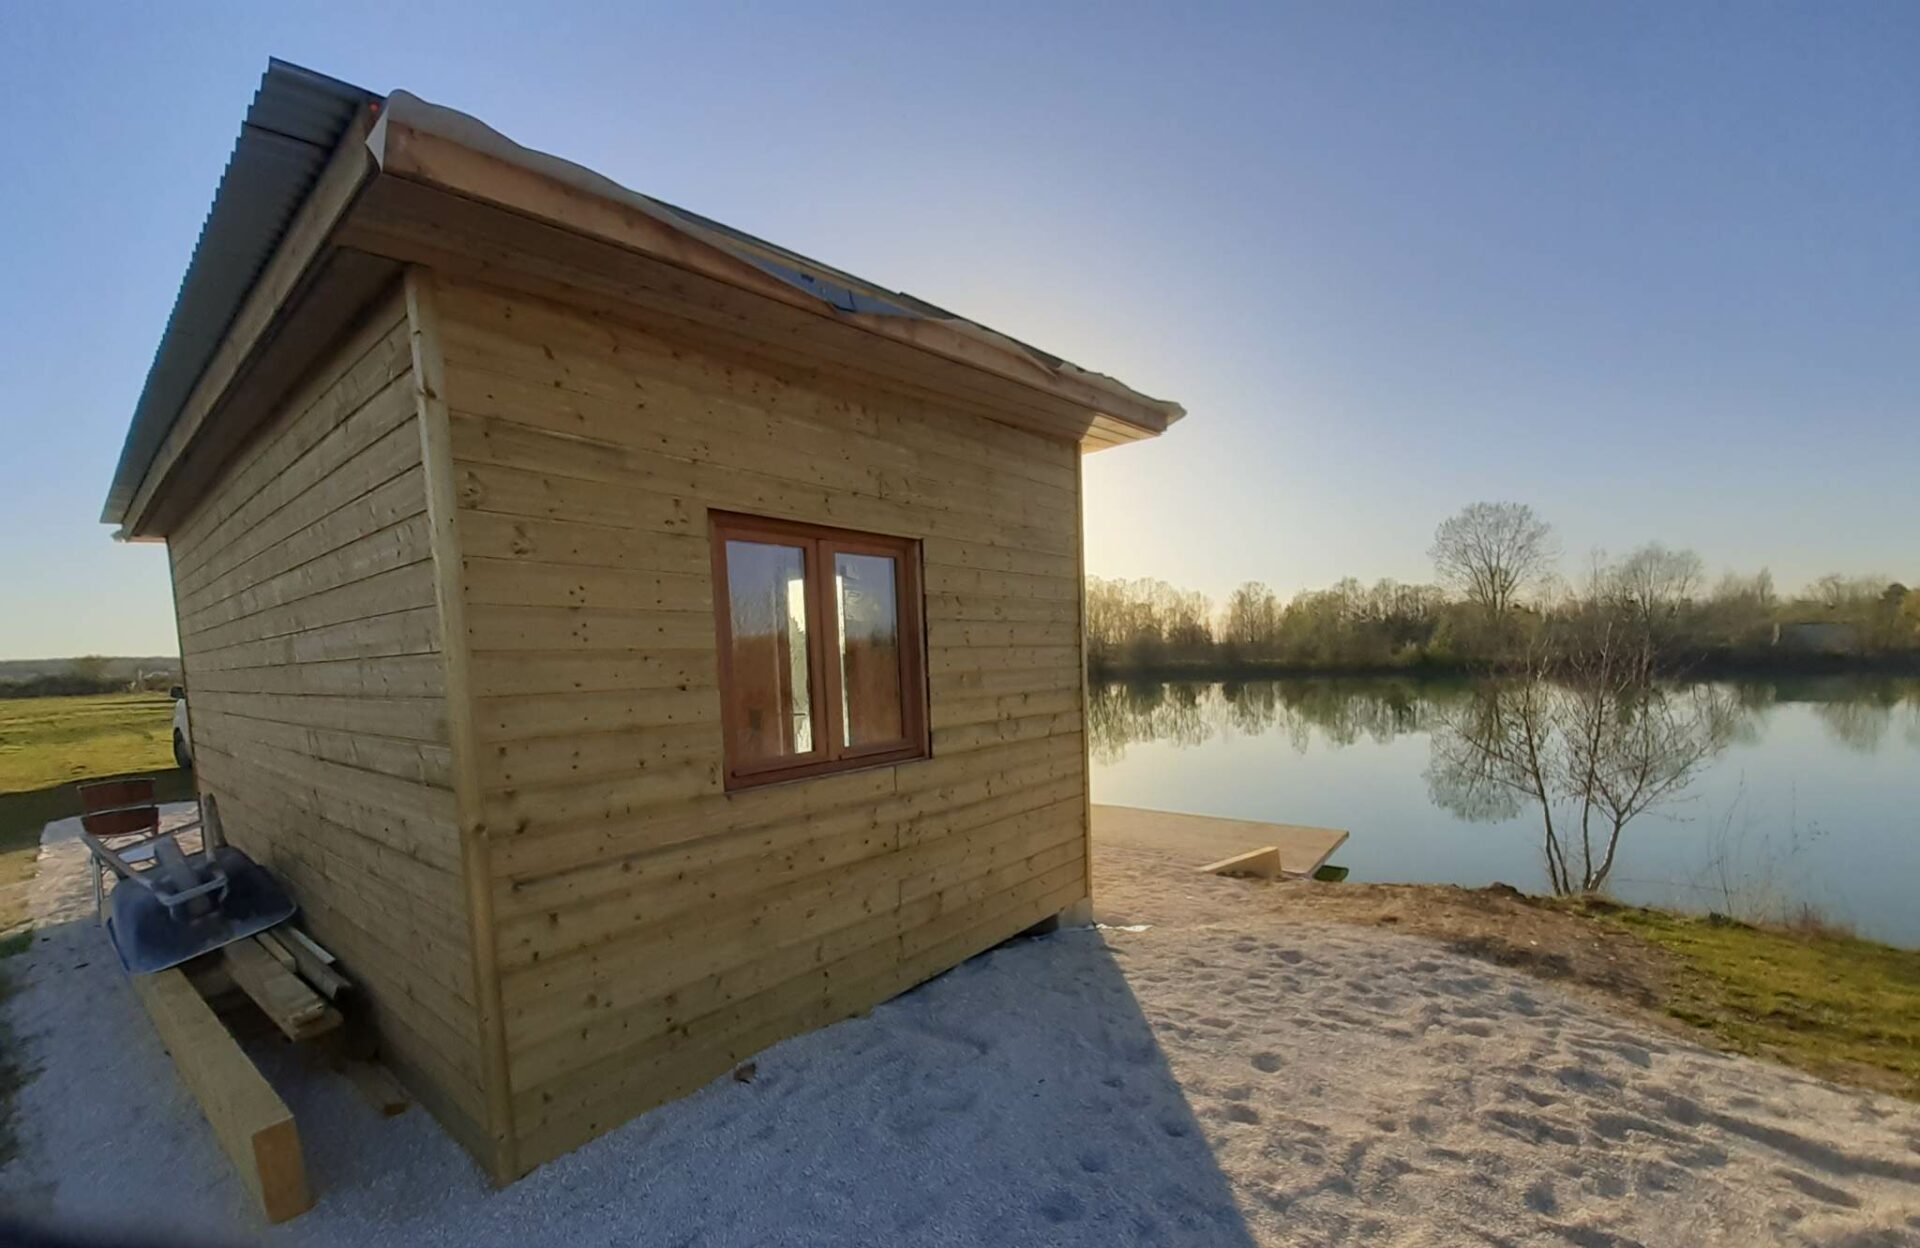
[150,869,231,914]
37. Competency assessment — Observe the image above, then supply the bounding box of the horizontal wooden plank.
[925,592,1079,623]
[927,618,1078,649]
[495,757,1083,988]
[474,686,719,744]
[922,563,1080,603]
[194,734,458,845]
[458,511,713,577]
[194,706,453,790]
[188,653,445,699]
[931,710,1082,755]
[169,309,411,565]
[921,537,1077,581]
[456,460,698,532]
[201,759,464,906]
[464,604,715,654]
[931,688,1082,731]
[430,274,1083,494]
[451,414,1073,560]
[175,466,431,618]
[509,852,1085,1149]
[185,689,445,744]
[462,557,709,612]
[185,579,436,673]
[180,513,433,637]
[469,649,713,699]
[130,967,310,1222]
[505,895,905,1094]
[175,418,426,601]
[485,721,716,789]
[223,937,340,1042]
[442,352,1077,531]
[173,373,419,592]
[488,760,897,883]
[486,759,721,836]
[485,735,1078,885]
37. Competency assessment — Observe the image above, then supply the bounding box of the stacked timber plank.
[127,923,401,1223]
[221,936,341,1042]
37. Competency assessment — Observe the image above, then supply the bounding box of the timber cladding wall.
[167,290,491,1157]
[434,277,1091,1169]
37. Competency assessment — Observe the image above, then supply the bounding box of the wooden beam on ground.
[223,937,342,1042]
[255,931,298,971]
[128,967,312,1222]
[1198,846,1284,880]
[277,928,351,1001]
[284,926,337,965]
[341,1060,411,1117]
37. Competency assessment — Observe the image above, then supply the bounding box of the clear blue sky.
[2,2,1914,659]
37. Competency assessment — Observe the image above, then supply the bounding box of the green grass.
[1602,906,1920,1099]
[0,693,195,1165]
[0,693,181,793]
[0,694,194,935]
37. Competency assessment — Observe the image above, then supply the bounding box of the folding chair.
[78,777,168,922]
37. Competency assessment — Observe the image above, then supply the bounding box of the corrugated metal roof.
[102,59,376,526]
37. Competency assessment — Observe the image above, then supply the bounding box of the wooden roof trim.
[337,175,1133,451]
[119,107,382,537]
[365,93,1183,443]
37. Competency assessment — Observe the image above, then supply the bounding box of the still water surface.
[1088,675,1920,946]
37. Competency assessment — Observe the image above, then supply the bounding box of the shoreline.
[1090,653,1920,683]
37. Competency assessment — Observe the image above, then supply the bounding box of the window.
[710,512,928,789]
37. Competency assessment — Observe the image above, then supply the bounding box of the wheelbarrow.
[77,783,295,975]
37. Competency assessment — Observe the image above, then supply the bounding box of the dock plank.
[1091,804,1347,877]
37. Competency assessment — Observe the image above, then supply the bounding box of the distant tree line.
[0,655,179,699]
[1089,501,1920,676]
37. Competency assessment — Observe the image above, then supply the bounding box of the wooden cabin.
[103,61,1183,1183]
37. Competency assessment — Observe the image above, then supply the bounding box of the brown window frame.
[709,511,930,791]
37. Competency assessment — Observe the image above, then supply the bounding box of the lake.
[1088,674,1920,947]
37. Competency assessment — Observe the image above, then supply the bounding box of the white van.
[170,685,192,770]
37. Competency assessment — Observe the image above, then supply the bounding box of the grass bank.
[1261,881,1920,1102]
[1599,905,1920,1099]
[0,693,193,1165]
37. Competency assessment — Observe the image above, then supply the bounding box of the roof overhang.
[106,63,1186,538]
[103,61,381,532]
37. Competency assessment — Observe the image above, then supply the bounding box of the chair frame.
[77,777,202,922]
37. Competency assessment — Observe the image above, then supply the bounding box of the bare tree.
[1426,627,1734,895]
[1807,572,1887,611]
[1221,581,1283,654]
[1429,502,1559,622]
[1600,542,1705,644]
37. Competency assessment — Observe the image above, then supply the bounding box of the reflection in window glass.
[835,552,903,746]
[726,540,813,763]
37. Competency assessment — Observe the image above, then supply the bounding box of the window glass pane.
[726,540,814,764]
[835,552,904,746]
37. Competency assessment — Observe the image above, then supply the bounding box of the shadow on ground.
[3,827,1258,1248]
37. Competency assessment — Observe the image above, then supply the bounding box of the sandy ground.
[3,818,1918,1246]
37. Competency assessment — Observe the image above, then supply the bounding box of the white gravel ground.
[4,816,1918,1246]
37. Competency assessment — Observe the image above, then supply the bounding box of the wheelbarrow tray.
[106,846,298,975]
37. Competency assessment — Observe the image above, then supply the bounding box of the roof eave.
[103,60,380,530]
[365,92,1185,441]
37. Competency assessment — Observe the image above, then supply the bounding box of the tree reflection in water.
[1089,675,1918,764]
[1089,676,1464,766]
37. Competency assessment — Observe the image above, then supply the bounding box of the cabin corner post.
[404,265,520,1183]
[1068,448,1095,928]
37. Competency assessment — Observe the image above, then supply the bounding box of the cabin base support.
[128,966,312,1222]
